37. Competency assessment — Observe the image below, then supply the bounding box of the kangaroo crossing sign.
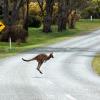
[0,21,5,32]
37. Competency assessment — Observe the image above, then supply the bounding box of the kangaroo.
[22,53,54,74]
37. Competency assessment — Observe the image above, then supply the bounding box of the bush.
[0,15,3,19]
[28,15,41,28]
[0,25,28,43]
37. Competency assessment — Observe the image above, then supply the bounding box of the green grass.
[0,19,100,59]
[92,53,100,75]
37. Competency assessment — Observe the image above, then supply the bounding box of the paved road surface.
[0,30,100,100]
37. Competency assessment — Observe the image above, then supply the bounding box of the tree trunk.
[2,0,9,25]
[68,10,76,29]
[58,15,67,32]
[69,18,75,29]
[43,0,54,33]
[43,15,52,32]
[57,0,67,32]
[23,0,29,32]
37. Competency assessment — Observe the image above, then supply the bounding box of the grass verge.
[0,19,100,59]
[92,53,100,75]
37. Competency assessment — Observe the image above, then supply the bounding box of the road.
[0,30,100,100]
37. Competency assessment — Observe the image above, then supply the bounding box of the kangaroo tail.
[22,58,34,62]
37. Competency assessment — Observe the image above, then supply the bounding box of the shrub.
[0,25,28,43]
[0,15,3,19]
[28,15,41,28]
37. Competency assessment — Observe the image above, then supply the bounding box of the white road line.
[65,94,77,100]
[47,80,54,85]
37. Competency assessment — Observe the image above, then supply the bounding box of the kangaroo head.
[49,52,54,58]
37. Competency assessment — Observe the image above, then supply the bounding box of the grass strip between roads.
[0,19,100,59]
[92,53,100,75]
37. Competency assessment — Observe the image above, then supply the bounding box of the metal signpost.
[9,37,12,50]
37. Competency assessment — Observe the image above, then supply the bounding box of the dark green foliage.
[0,25,28,43]
[52,15,57,25]
[0,6,2,15]
[0,15,3,19]
[0,6,3,19]
[81,7,100,19]
[28,15,41,28]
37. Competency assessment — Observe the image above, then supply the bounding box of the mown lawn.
[92,53,100,75]
[0,19,100,58]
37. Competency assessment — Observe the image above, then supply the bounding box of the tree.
[43,0,54,32]
[57,0,91,30]
[37,0,54,33]
[57,0,69,31]
[23,0,29,31]
[1,0,28,43]
[2,0,9,25]
[67,10,79,29]
[2,0,26,26]
[96,0,100,8]
[81,0,100,18]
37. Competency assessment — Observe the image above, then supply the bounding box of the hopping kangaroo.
[22,53,54,74]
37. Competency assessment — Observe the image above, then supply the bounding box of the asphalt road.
[0,30,100,100]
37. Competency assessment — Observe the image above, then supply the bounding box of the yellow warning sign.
[0,21,5,32]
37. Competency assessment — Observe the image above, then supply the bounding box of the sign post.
[90,16,93,21]
[9,37,12,50]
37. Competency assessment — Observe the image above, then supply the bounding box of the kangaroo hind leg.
[37,62,43,74]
